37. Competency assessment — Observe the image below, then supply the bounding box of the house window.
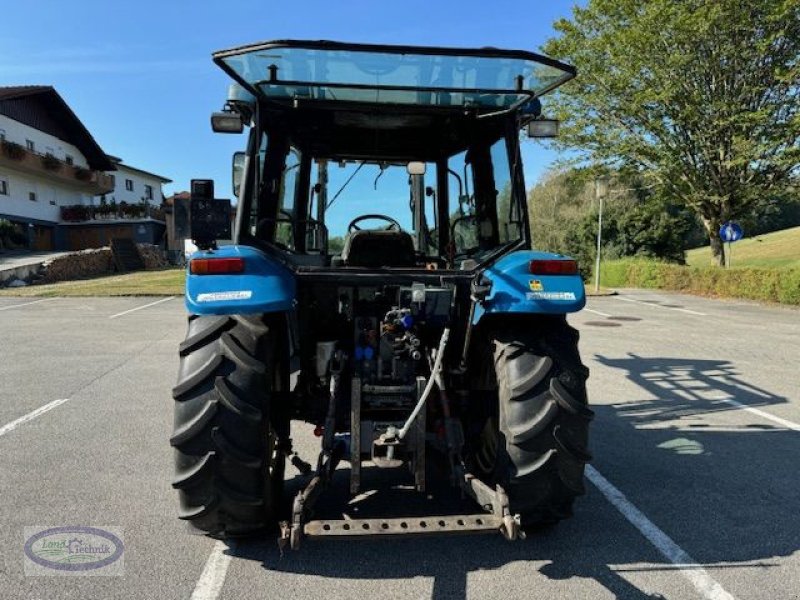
[29,191,37,202]
[0,129,5,142]
[0,178,8,195]
[65,155,74,166]
[26,140,35,151]
[109,175,115,187]
[125,179,134,191]
[144,184,153,200]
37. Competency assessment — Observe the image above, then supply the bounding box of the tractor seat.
[340,230,417,268]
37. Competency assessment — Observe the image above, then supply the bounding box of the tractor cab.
[210,40,574,272]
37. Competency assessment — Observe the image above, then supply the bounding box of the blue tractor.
[172,40,592,548]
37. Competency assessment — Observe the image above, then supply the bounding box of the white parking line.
[584,307,612,317]
[190,540,233,600]
[108,296,175,319]
[0,398,70,438]
[586,465,735,600]
[615,296,707,316]
[721,398,800,432]
[0,298,57,312]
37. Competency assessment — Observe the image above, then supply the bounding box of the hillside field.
[685,226,800,269]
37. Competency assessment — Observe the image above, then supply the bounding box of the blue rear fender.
[474,250,585,323]
[185,245,295,315]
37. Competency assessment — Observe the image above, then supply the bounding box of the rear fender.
[473,250,585,323]
[185,245,295,315]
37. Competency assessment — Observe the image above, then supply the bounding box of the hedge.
[600,259,800,305]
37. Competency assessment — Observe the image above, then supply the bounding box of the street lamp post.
[594,177,609,292]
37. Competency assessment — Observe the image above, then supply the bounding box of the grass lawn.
[0,268,186,297]
[685,225,800,269]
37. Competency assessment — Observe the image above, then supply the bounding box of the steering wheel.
[347,214,402,233]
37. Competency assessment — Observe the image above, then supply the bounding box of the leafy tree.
[543,0,800,265]
[328,235,345,253]
[529,167,696,275]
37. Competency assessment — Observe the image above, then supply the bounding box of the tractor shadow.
[589,353,799,565]
[230,463,668,599]
[594,353,789,423]
[226,354,796,599]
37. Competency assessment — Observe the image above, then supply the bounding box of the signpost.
[719,222,743,268]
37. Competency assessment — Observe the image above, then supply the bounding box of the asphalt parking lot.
[0,291,798,600]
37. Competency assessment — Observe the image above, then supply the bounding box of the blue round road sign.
[719,222,743,243]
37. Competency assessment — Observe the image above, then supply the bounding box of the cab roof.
[213,39,575,114]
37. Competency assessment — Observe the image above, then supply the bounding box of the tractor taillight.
[190,257,245,275]
[528,259,578,275]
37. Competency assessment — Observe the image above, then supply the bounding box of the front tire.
[170,314,285,537]
[470,316,592,527]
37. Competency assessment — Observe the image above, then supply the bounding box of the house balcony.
[0,141,115,195]
[60,202,166,223]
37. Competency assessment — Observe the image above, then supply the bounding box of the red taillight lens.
[528,259,578,275]
[190,257,245,275]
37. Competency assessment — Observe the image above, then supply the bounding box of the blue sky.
[0,0,581,207]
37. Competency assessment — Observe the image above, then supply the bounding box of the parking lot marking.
[190,540,233,600]
[108,296,175,319]
[721,398,800,432]
[0,398,70,438]
[0,298,56,312]
[615,296,707,316]
[586,465,736,600]
[584,308,612,317]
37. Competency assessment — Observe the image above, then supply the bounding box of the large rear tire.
[470,316,592,528]
[170,314,285,537]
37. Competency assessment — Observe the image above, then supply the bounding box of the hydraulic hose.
[397,327,450,440]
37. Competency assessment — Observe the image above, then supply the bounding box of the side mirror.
[526,119,560,139]
[407,161,426,176]
[211,111,243,133]
[232,152,245,198]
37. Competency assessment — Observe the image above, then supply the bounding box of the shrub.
[60,205,91,222]
[74,166,92,181]
[1,140,26,160]
[41,153,61,171]
[600,258,800,305]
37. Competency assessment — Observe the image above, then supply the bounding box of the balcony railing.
[60,202,166,223]
[0,140,115,195]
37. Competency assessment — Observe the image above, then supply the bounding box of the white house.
[96,157,171,209]
[0,86,114,250]
[1,86,171,251]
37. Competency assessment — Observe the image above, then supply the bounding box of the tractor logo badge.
[529,280,544,291]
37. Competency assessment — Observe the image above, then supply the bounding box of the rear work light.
[528,259,578,275]
[190,257,245,275]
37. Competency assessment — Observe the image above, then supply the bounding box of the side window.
[448,151,478,255]
[280,148,300,214]
[419,161,438,254]
[275,148,300,248]
[490,138,519,244]
[248,132,269,236]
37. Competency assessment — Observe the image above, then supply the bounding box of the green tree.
[529,167,697,275]
[544,0,800,265]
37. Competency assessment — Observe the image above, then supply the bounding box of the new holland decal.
[197,290,253,302]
